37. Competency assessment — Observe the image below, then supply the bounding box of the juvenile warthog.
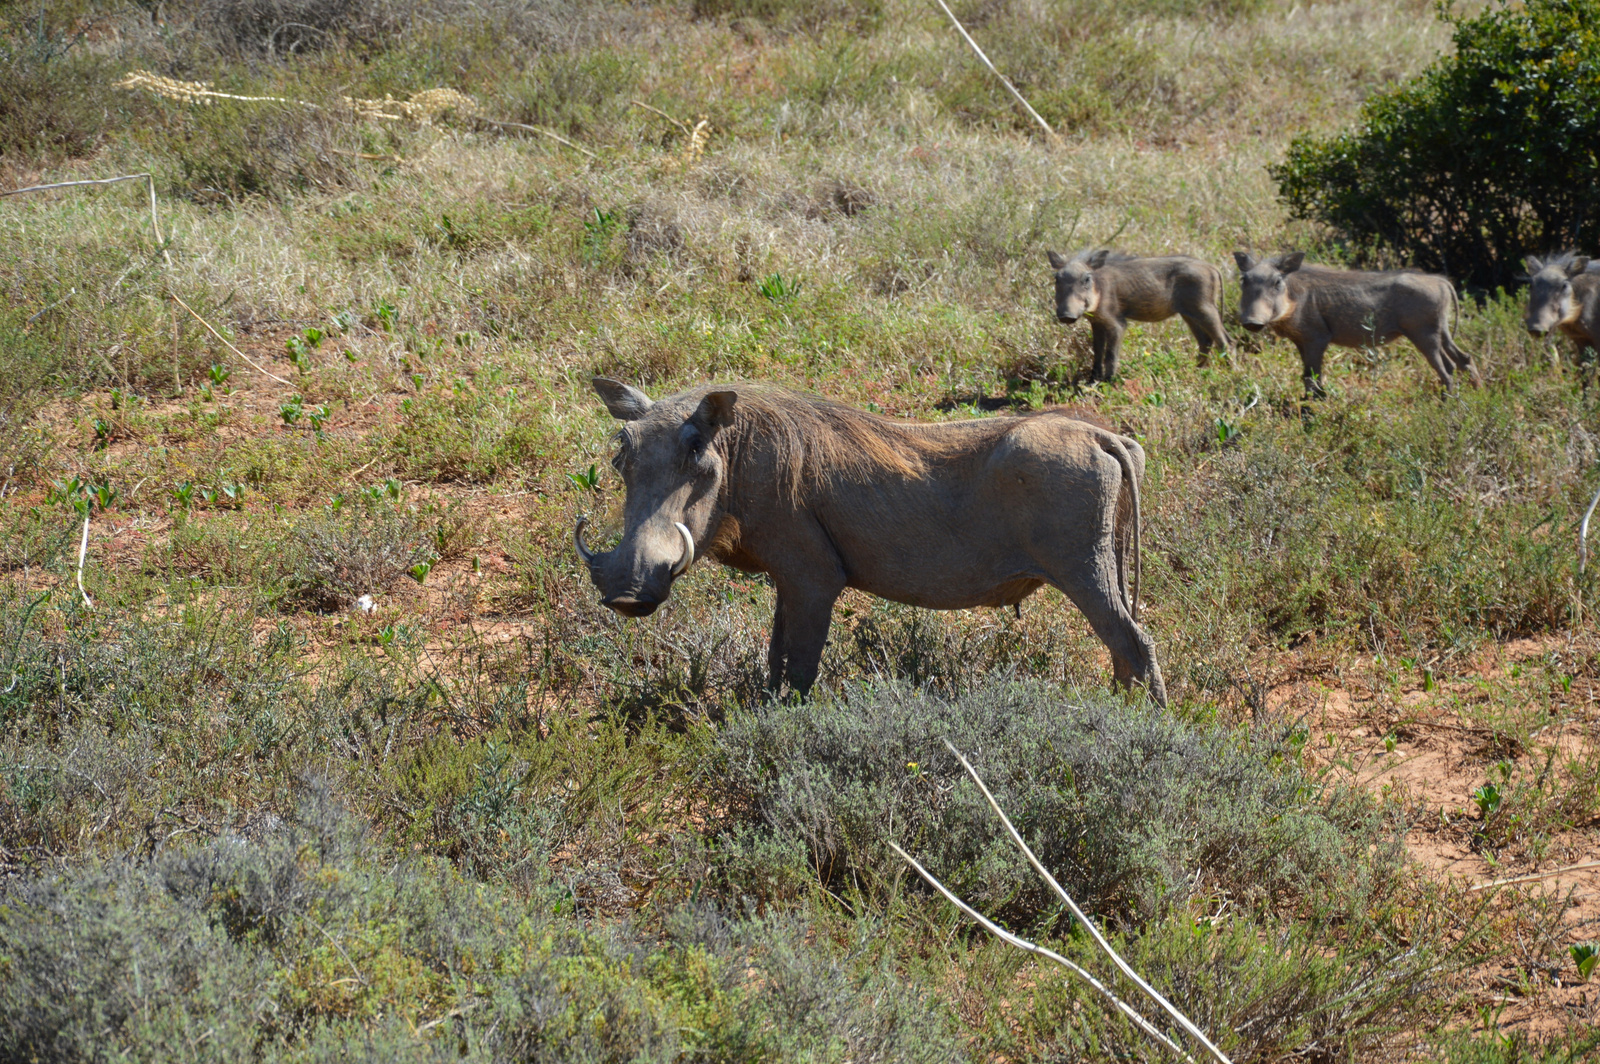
[575,378,1166,703]
[1233,252,1479,395]
[1047,249,1229,380]
[1523,253,1600,363]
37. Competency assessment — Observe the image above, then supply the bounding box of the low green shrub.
[0,783,963,1063]
[288,501,436,609]
[0,8,135,161]
[711,677,1400,925]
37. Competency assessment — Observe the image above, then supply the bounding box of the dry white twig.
[75,511,93,610]
[629,98,691,136]
[941,738,1233,1064]
[472,116,599,159]
[168,293,293,386]
[1469,859,1600,892]
[1,174,171,268]
[932,0,1059,142]
[1579,481,1600,574]
[889,842,1195,1061]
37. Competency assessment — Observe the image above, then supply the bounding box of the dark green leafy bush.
[0,7,133,161]
[712,678,1401,925]
[1273,0,1600,289]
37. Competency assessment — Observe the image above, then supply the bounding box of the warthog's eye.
[1275,278,1286,290]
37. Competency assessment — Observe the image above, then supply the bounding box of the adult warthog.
[1234,252,1480,396]
[1047,249,1229,381]
[1523,253,1599,363]
[575,378,1166,703]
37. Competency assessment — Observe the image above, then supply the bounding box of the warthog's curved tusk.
[574,516,597,566]
[671,522,695,576]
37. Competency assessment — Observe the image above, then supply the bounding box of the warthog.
[1523,253,1599,362]
[575,378,1166,703]
[1234,252,1480,395]
[1047,249,1229,380]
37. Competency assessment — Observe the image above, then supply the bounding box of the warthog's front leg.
[1296,336,1331,398]
[766,595,788,694]
[772,581,843,696]
[1090,318,1125,381]
[761,514,848,697]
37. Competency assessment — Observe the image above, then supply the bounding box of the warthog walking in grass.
[1047,249,1229,380]
[1523,253,1599,363]
[575,378,1166,703]
[1234,251,1479,396]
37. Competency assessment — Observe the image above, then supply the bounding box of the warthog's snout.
[602,595,660,617]
[1057,313,1079,324]
[1526,322,1548,337]
[1241,320,1266,333]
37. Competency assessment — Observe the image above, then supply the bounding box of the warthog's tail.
[1100,435,1142,623]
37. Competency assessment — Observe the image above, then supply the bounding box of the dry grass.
[1,2,1597,1060]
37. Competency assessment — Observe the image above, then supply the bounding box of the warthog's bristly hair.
[703,386,1095,505]
[1072,248,1135,266]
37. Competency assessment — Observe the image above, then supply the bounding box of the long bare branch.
[2,174,171,268]
[943,739,1233,1064]
[932,0,1058,142]
[169,293,293,386]
[1579,480,1600,574]
[889,842,1194,1062]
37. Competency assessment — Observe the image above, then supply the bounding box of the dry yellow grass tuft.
[116,71,476,127]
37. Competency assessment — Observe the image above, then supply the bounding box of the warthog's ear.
[690,390,738,434]
[1274,251,1306,274]
[1233,251,1256,274]
[1086,249,1111,270]
[1047,250,1067,271]
[1568,256,1591,276]
[592,377,654,421]
[1524,254,1545,274]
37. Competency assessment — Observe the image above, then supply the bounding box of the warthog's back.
[1099,255,1222,322]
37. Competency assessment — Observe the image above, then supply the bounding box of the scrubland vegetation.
[1,0,1598,1059]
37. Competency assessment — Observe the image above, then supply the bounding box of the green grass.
[2,0,1598,1058]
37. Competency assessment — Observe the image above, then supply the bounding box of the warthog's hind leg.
[1443,334,1483,387]
[1181,309,1229,367]
[1411,333,1459,393]
[1051,565,1167,706]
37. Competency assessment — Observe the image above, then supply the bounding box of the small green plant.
[361,479,403,504]
[566,463,601,492]
[1472,782,1503,819]
[581,207,622,266]
[1215,417,1241,446]
[92,417,112,447]
[758,272,801,303]
[280,396,304,425]
[409,560,432,583]
[301,326,324,348]
[171,482,196,509]
[1572,942,1599,981]
[284,335,312,373]
[330,309,357,333]
[373,296,399,332]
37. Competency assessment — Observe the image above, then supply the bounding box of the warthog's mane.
[1535,251,1599,273]
[690,384,1094,504]
[1071,249,1137,266]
